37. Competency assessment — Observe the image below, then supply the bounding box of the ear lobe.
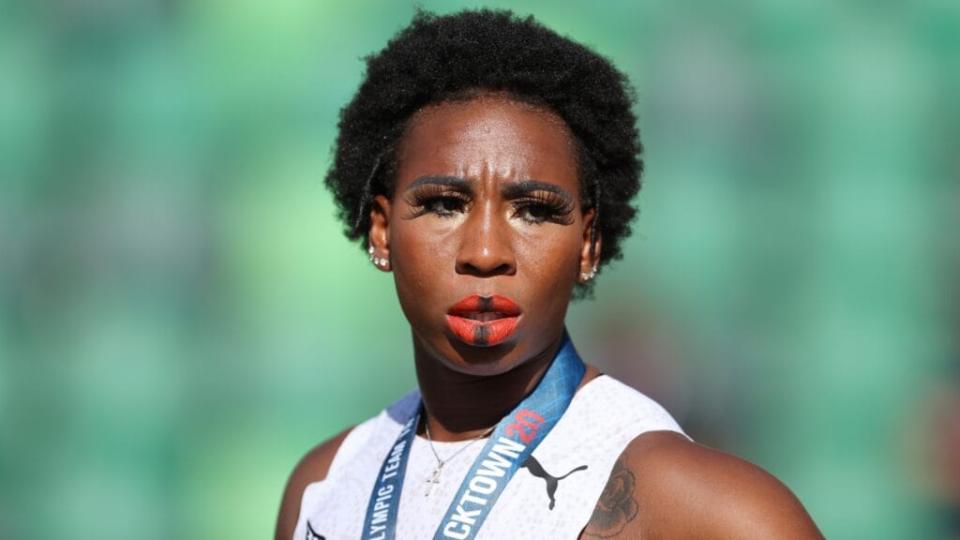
[579,208,602,282]
[368,195,392,271]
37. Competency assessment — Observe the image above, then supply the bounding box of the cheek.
[515,227,582,291]
[393,220,457,271]
[390,220,457,307]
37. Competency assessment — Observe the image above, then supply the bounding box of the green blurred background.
[2,0,958,538]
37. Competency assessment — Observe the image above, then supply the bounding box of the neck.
[414,331,567,442]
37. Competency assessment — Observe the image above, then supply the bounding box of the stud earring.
[580,265,598,282]
[368,246,389,269]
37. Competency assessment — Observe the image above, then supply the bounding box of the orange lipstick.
[445,294,522,346]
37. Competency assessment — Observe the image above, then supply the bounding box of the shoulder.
[272,390,419,540]
[575,374,684,434]
[274,426,354,540]
[581,431,823,539]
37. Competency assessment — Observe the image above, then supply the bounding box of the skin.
[275,94,823,539]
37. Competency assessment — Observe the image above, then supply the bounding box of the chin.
[443,337,525,374]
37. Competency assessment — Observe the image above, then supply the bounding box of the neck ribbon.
[361,332,586,540]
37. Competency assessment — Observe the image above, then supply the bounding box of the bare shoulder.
[581,431,823,539]
[274,426,354,540]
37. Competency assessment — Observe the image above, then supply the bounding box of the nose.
[455,200,516,277]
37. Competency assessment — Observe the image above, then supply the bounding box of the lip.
[445,294,522,347]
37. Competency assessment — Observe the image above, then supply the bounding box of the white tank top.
[293,375,685,540]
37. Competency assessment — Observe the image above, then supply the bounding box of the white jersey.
[293,375,685,540]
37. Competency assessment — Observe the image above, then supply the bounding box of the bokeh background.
[2,0,958,538]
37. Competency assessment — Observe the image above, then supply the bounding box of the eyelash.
[511,194,575,225]
[408,190,470,218]
[407,189,574,225]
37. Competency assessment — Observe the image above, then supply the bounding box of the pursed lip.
[445,294,522,347]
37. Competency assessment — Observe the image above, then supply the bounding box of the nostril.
[457,260,515,277]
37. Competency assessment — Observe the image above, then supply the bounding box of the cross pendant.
[425,464,443,497]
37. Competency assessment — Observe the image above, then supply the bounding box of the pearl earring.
[580,265,597,282]
[368,245,388,269]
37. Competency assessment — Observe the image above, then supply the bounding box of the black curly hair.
[326,8,643,296]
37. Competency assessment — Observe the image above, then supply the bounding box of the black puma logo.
[521,455,588,510]
[305,520,326,539]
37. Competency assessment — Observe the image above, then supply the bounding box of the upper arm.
[581,431,823,539]
[274,426,354,540]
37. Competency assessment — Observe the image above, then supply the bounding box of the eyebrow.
[406,175,471,190]
[501,180,573,203]
[406,176,574,203]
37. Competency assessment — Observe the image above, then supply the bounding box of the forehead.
[394,96,578,190]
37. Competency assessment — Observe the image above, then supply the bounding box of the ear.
[368,194,392,272]
[578,207,601,283]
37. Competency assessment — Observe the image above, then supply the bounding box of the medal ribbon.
[361,332,586,540]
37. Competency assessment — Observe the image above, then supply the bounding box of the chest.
[294,377,683,540]
[299,431,621,540]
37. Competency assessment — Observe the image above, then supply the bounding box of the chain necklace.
[423,420,496,497]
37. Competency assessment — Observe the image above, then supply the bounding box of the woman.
[276,9,822,539]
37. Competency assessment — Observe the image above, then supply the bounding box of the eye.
[511,194,575,225]
[422,195,467,217]
[516,203,555,224]
[404,186,472,220]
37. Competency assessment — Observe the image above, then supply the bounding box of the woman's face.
[370,95,599,375]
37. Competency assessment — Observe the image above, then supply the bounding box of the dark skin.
[275,94,823,539]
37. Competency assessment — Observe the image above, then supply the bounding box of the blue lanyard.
[361,333,586,540]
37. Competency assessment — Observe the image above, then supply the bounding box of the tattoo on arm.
[582,455,639,538]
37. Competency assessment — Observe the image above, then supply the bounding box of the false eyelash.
[511,193,576,225]
[405,186,471,218]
